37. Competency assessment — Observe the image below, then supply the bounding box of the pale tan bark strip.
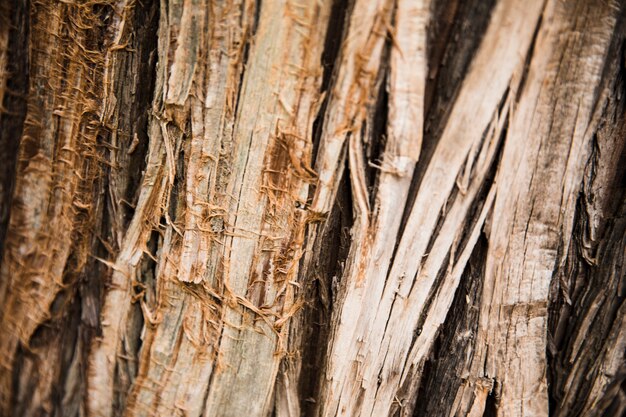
[314,0,429,415]
[202,1,332,414]
[107,1,252,416]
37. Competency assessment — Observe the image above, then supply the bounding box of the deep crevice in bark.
[364,65,389,209]
[311,0,352,164]
[0,0,29,262]
[412,233,489,417]
[120,0,160,228]
[296,164,353,417]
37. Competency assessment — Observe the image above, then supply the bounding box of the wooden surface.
[0,0,624,416]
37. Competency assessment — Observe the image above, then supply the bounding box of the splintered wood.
[0,0,624,416]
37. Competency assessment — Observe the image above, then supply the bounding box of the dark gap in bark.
[168,131,186,223]
[411,233,488,417]
[453,114,507,265]
[310,97,326,172]
[11,287,82,417]
[319,0,351,94]
[396,0,496,247]
[311,0,352,164]
[362,1,393,205]
[483,389,498,417]
[253,0,262,35]
[547,25,626,414]
[297,160,353,417]
[229,1,258,136]
[120,0,160,228]
[364,65,389,209]
[0,0,29,263]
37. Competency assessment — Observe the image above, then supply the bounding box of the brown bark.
[0,0,624,416]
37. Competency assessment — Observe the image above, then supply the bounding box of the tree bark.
[0,0,625,416]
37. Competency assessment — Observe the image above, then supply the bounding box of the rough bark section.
[412,235,489,417]
[312,1,542,415]
[88,0,255,415]
[2,1,626,416]
[548,14,626,415]
[280,1,353,415]
[449,1,620,415]
[298,1,422,415]
[0,1,120,413]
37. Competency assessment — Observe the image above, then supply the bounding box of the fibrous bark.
[0,1,624,416]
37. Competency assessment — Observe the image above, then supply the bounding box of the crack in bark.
[1,1,626,416]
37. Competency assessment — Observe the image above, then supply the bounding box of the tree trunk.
[0,0,625,416]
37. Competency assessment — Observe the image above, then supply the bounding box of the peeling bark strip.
[1,0,625,416]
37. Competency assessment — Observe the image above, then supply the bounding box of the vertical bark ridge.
[201,0,333,413]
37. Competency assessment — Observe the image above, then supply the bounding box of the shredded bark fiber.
[0,0,624,416]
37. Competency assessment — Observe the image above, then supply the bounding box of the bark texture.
[0,0,625,416]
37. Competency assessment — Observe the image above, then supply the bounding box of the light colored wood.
[0,0,624,416]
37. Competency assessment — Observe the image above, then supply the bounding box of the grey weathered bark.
[0,0,624,416]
